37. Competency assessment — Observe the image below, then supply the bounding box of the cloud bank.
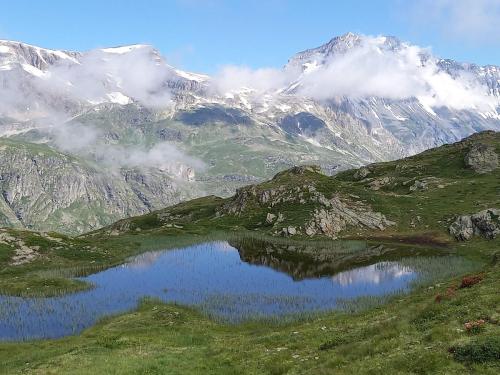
[41,46,174,108]
[210,35,497,111]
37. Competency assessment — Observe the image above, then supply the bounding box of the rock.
[281,226,297,236]
[287,165,322,175]
[450,208,500,241]
[449,215,474,241]
[265,213,277,224]
[409,180,428,192]
[305,195,395,238]
[369,177,393,191]
[353,167,371,180]
[305,224,316,236]
[464,143,498,173]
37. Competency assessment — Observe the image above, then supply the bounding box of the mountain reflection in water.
[0,239,463,341]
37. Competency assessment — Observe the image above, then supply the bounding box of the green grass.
[0,239,497,374]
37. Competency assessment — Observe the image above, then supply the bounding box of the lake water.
[0,240,468,341]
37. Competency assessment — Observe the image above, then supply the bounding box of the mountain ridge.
[0,33,499,234]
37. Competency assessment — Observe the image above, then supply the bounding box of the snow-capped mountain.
[0,33,499,233]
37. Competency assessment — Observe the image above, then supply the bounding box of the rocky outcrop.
[0,230,39,265]
[368,177,394,191]
[409,180,428,192]
[353,167,371,180]
[304,196,395,239]
[449,208,500,241]
[218,175,394,239]
[464,143,498,173]
[220,182,319,216]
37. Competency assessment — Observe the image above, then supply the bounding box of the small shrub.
[450,336,500,363]
[459,275,483,289]
[464,319,486,334]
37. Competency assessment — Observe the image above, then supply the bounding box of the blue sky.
[0,0,498,73]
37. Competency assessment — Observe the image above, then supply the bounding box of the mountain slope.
[0,138,198,233]
[96,131,500,243]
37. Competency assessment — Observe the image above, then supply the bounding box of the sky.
[0,0,499,73]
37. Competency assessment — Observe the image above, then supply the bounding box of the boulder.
[409,180,428,192]
[281,226,297,236]
[265,213,276,224]
[353,167,371,180]
[369,177,394,191]
[449,208,500,241]
[464,143,498,173]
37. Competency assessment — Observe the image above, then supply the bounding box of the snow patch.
[106,92,132,105]
[101,45,148,54]
[417,97,437,116]
[21,63,45,78]
[174,69,209,82]
[275,104,291,112]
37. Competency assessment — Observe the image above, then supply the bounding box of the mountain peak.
[286,33,405,72]
[98,44,153,54]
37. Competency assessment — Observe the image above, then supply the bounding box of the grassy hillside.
[96,130,500,243]
[0,131,498,374]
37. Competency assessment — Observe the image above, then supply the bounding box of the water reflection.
[232,238,439,280]
[0,240,458,341]
[331,262,413,286]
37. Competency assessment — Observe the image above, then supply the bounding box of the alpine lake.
[0,236,476,341]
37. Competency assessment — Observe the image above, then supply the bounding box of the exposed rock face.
[449,208,500,241]
[464,143,499,173]
[304,196,395,239]
[0,141,197,234]
[218,174,394,238]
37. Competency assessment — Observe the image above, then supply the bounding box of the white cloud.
[210,35,497,111]
[297,40,428,100]
[41,46,174,108]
